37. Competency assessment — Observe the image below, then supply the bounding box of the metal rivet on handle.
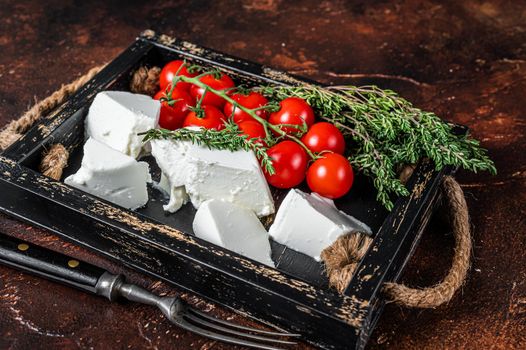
[68,259,80,268]
[17,243,29,251]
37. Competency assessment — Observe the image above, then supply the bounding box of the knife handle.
[0,234,108,294]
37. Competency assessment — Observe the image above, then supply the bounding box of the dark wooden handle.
[0,234,106,294]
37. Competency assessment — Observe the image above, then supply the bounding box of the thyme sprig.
[260,84,496,210]
[141,122,275,175]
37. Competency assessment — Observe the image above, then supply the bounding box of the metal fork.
[97,272,300,349]
[0,234,299,349]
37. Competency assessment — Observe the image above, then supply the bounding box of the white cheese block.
[64,138,151,210]
[193,199,275,267]
[150,138,275,217]
[269,189,372,261]
[85,91,160,158]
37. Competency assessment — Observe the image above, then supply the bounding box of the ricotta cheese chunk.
[85,91,160,158]
[150,138,275,217]
[193,199,275,267]
[269,189,372,261]
[65,138,151,210]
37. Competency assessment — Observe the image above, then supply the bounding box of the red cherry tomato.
[265,141,308,188]
[238,120,266,144]
[301,122,345,154]
[307,153,354,199]
[159,60,198,92]
[154,87,194,130]
[223,92,269,124]
[183,105,226,130]
[268,97,315,135]
[190,73,235,108]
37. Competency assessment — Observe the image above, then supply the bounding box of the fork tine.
[184,313,297,345]
[176,316,289,350]
[188,308,300,337]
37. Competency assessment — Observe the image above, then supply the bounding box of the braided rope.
[383,176,471,307]
[130,66,161,96]
[322,176,471,308]
[0,65,104,180]
[0,65,104,152]
[0,65,161,181]
[39,144,70,180]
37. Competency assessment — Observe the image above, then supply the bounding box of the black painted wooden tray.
[0,32,458,349]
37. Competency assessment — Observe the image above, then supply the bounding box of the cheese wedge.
[269,189,371,261]
[193,199,275,267]
[65,138,151,210]
[85,91,160,158]
[150,138,274,217]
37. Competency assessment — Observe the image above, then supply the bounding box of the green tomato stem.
[177,75,317,159]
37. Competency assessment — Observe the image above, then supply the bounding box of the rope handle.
[0,65,105,180]
[382,176,471,308]
[0,65,159,180]
[322,176,471,308]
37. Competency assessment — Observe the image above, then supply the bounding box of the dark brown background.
[1,0,525,349]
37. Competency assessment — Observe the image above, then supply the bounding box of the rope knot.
[321,232,373,294]
[130,66,161,96]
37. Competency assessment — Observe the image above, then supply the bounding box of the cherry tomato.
[265,141,308,188]
[159,60,198,92]
[238,120,266,144]
[154,86,194,130]
[190,73,235,108]
[268,97,315,135]
[307,153,354,199]
[301,122,345,154]
[223,92,269,124]
[183,105,226,130]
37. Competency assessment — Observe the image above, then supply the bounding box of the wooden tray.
[0,32,459,349]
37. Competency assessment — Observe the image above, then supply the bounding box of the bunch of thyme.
[260,84,496,209]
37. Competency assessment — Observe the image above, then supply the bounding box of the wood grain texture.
[0,0,525,349]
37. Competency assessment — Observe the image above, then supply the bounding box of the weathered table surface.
[1,1,525,349]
